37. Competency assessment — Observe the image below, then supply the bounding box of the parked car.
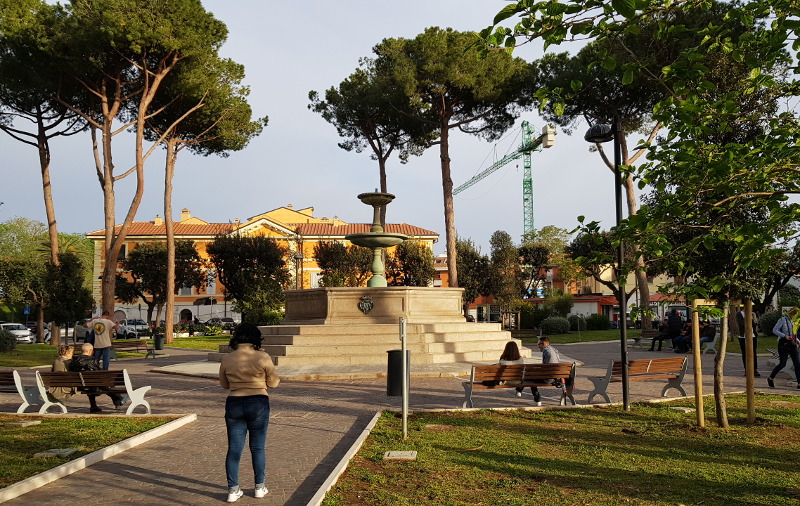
[74,319,91,340]
[43,323,74,344]
[25,321,38,334]
[465,315,475,322]
[116,318,149,339]
[0,323,34,344]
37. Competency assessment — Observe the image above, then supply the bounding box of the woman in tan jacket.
[219,323,280,503]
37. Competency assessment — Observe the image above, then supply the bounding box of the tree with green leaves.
[0,258,46,341]
[47,0,229,315]
[44,252,93,345]
[115,241,206,327]
[566,229,637,304]
[456,238,491,317]
[309,62,433,225]
[144,51,265,342]
[372,27,532,288]
[206,235,290,322]
[0,0,85,265]
[313,242,372,287]
[489,230,524,312]
[483,0,799,425]
[385,241,436,287]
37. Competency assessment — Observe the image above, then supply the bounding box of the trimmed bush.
[520,304,553,330]
[567,314,587,331]
[0,329,16,353]
[758,311,781,337]
[586,313,612,331]
[540,316,570,335]
[257,311,285,326]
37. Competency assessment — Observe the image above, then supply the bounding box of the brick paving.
[1,340,798,505]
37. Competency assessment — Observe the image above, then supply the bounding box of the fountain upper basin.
[345,232,408,248]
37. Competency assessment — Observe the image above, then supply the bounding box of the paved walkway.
[1,341,798,505]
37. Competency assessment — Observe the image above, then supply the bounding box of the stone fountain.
[209,192,529,373]
[345,192,408,287]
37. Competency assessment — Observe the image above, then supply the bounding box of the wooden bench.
[587,356,688,403]
[35,369,152,415]
[0,370,41,414]
[632,329,673,350]
[109,339,155,360]
[462,362,576,408]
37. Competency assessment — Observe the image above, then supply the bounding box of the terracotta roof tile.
[87,222,235,237]
[293,223,438,237]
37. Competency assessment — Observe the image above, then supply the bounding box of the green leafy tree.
[456,238,490,316]
[206,235,290,321]
[385,241,436,287]
[0,258,47,341]
[489,230,524,312]
[44,252,93,345]
[309,62,433,225]
[144,51,265,341]
[373,27,532,287]
[313,242,372,287]
[566,229,637,304]
[0,0,85,265]
[116,241,206,326]
[47,0,229,314]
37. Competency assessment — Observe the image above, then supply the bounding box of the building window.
[179,285,193,296]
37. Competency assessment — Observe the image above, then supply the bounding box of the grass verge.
[166,335,229,350]
[323,394,800,506]
[0,414,175,487]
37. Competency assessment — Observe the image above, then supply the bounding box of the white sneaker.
[227,489,243,502]
[534,401,542,407]
[255,486,268,498]
[514,391,522,397]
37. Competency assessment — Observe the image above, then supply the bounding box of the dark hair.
[499,341,521,361]
[538,336,550,345]
[229,322,262,350]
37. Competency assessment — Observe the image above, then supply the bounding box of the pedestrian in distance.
[219,322,280,503]
[86,311,119,370]
[768,307,800,389]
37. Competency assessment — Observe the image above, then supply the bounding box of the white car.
[0,323,34,344]
[116,319,149,339]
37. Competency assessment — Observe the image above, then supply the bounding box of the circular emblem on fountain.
[358,295,374,315]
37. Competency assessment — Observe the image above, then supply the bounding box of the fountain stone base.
[282,286,467,325]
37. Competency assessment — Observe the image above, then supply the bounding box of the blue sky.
[2,0,626,255]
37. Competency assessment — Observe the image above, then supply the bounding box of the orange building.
[87,205,438,324]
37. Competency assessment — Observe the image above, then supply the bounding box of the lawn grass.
[0,414,174,487]
[166,335,229,350]
[323,394,800,506]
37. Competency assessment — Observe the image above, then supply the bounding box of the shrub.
[0,329,16,353]
[758,311,781,336]
[586,313,612,330]
[545,291,574,317]
[255,311,284,326]
[540,316,570,335]
[520,304,553,329]
[567,314,586,331]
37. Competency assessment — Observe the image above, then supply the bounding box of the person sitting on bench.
[68,343,124,413]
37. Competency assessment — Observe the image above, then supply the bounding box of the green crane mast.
[453,121,555,236]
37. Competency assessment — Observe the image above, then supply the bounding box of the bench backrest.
[472,363,575,383]
[521,363,574,381]
[472,364,526,383]
[38,370,124,388]
[611,357,687,376]
[111,340,147,347]
[0,371,15,392]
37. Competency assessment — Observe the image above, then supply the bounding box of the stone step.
[258,322,505,336]
[259,331,515,347]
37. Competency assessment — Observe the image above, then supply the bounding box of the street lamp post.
[585,118,630,411]
[293,253,303,290]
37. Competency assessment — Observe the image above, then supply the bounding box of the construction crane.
[453,121,555,236]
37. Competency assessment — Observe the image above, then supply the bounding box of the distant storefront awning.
[193,297,217,306]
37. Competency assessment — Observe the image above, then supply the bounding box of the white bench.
[35,369,152,415]
[0,370,41,414]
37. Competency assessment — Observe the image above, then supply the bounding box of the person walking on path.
[86,311,118,370]
[737,308,761,377]
[768,307,800,389]
[219,323,280,503]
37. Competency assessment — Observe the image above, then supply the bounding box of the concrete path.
[1,341,798,505]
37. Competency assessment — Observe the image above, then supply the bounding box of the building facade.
[87,205,438,324]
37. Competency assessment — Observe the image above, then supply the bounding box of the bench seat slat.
[463,362,576,408]
[588,356,688,403]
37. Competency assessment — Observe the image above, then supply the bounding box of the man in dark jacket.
[68,343,123,412]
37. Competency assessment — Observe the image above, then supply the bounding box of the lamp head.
[584,123,614,143]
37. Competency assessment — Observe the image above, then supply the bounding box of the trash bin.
[387,349,410,396]
[153,334,165,350]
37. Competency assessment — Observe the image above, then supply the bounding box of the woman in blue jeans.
[219,323,280,502]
